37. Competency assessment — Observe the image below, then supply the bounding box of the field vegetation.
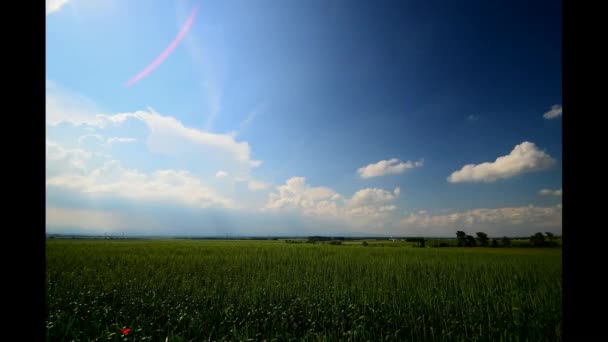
[46,239,561,341]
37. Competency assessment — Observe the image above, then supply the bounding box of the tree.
[530,232,546,247]
[465,235,477,247]
[419,238,426,248]
[362,241,368,246]
[456,231,466,247]
[491,239,498,247]
[501,236,511,247]
[476,232,489,247]
[545,232,555,242]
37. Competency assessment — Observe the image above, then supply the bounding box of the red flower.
[121,327,131,336]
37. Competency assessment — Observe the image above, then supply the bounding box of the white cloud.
[358,158,423,178]
[447,142,556,183]
[46,139,93,176]
[78,134,104,145]
[346,187,398,208]
[46,82,262,175]
[249,160,263,168]
[52,165,234,209]
[248,180,268,191]
[215,170,228,178]
[539,188,562,196]
[91,110,262,173]
[47,206,135,232]
[543,104,562,119]
[265,177,340,212]
[47,143,235,209]
[135,110,261,167]
[264,177,401,228]
[46,0,70,15]
[398,205,562,237]
[106,137,136,145]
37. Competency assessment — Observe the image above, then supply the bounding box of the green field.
[46,240,561,341]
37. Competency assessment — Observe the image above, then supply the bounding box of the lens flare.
[125,4,200,87]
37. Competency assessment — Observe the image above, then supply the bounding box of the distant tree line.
[529,232,559,247]
[456,231,513,247]
[305,236,344,245]
[454,231,559,248]
[405,237,426,247]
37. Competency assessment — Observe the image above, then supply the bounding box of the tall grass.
[46,240,561,341]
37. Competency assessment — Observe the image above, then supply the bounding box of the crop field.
[46,240,561,341]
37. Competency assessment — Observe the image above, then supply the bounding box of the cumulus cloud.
[248,180,268,191]
[215,170,228,178]
[346,187,398,208]
[539,188,562,196]
[543,104,562,119]
[93,110,262,173]
[46,141,234,209]
[46,139,93,176]
[46,0,70,15]
[106,137,136,145]
[46,82,262,175]
[398,205,562,237]
[78,134,104,145]
[447,142,556,183]
[358,158,423,178]
[265,177,340,211]
[48,162,234,209]
[264,177,401,228]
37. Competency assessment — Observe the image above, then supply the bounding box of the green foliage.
[456,231,466,247]
[407,237,426,247]
[501,236,512,247]
[528,232,560,247]
[430,239,453,248]
[465,235,477,247]
[476,232,489,246]
[362,241,368,246]
[530,232,546,247]
[491,239,499,248]
[46,240,561,341]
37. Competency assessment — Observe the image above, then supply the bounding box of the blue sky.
[46,0,562,237]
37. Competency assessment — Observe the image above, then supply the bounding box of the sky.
[46,0,562,237]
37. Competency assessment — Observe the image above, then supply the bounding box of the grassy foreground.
[46,240,561,341]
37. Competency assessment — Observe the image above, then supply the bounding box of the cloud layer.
[264,177,401,229]
[447,142,556,183]
[47,141,234,209]
[539,188,562,196]
[46,82,262,177]
[399,205,562,237]
[358,158,423,178]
